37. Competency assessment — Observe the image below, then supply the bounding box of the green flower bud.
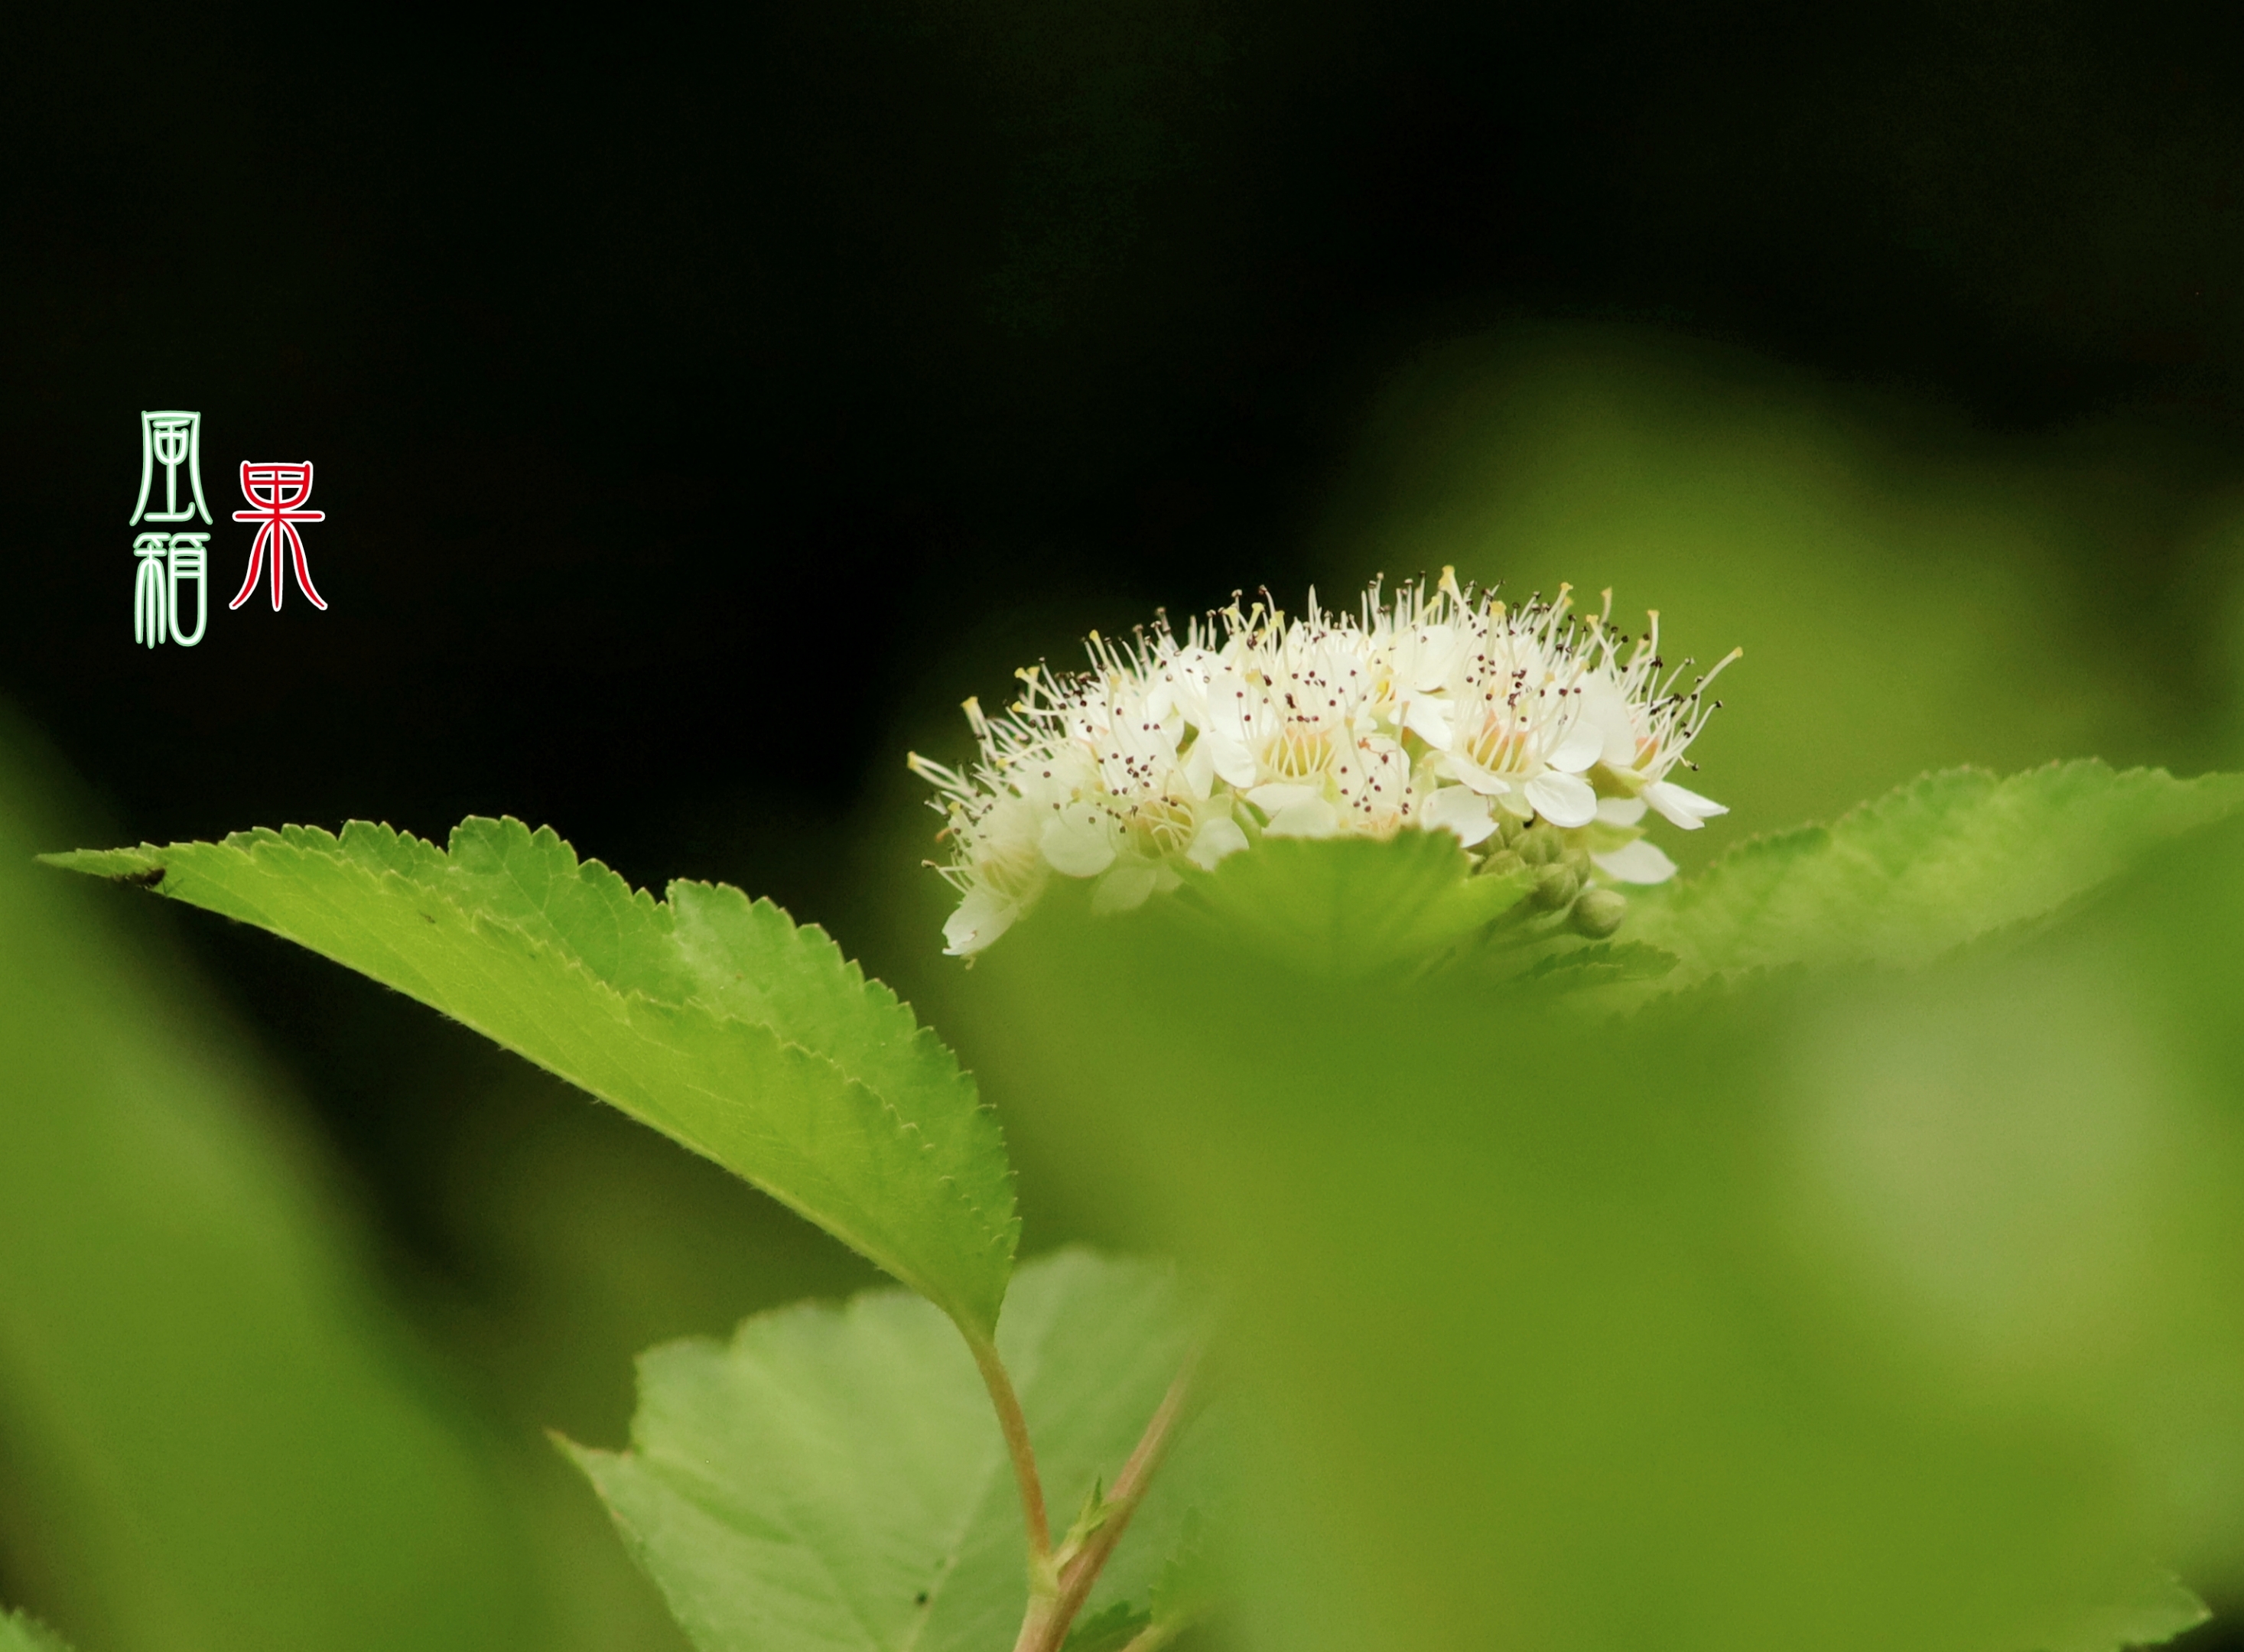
[1473,847,1519,878]
[1572,886,1628,938]
[1519,824,1564,866]
[1532,862,1579,909]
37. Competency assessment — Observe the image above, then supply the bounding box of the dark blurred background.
[10,2,2244,1647]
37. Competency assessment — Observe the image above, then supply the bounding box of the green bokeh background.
[12,319,2244,1647]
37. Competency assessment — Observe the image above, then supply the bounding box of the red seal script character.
[230,461,328,611]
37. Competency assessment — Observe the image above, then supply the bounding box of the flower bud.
[1572,886,1628,938]
[1532,863,1579,909]
[1518,824,1564,866]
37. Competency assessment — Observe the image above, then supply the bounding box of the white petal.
[942,887,1019,955]
[1436,754,1511,798]
[1592,839,1678,884]
[1524,769,1598,828]
[1204,729,1258,789]
[1420,785,1497,847]
[1644,779,1727,830]
[1040,803,1117,876]
[1403,622,1459,692]
[1403,695,1454,750]
[1547,717,1604,774]
[1182,737,1216,801]
[1579,672,1640,767]
[1595,795,1647,827]
[1247,782,1319,813]
[1185,815,1249,870]
[1091,862,1159,914]
[1266,796,1341,838]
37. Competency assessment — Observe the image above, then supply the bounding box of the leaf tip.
[37,846,164,884]
[545,1426,606,1469]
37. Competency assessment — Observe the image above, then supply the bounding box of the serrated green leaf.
[667,880,997,1186]
[41,818,1016,1333]
[1514,938,1678,989]
[1061,1602,1150,1652]
[1173,831,1532,976]
[1627,762,2244,984]
[1146,1511,1214,1626]
[1051,1517,1215,1652]
[0,1611,74,1652]
[1065,1514,1215,1652]
[567,1249,1205,1652]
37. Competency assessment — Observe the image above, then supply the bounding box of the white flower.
[909,573,1738,954]
[1578,603,1742,828]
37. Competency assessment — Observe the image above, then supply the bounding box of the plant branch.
[1015,1338,1206,1652]
[970,1333,1051,1562]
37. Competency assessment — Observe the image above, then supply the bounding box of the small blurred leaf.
[44,821,1016,1333]
[1148,1511,1214,1626]
[1062,1602,1151,1652]
[1628,762,2244,983]
[568,1250,1205,1652]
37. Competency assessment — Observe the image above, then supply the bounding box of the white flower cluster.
[910,573,1738,955]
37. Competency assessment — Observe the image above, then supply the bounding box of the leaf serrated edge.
[1629,759,2244,990]
[437,910,1018,1328]
[1660,759,2244,896]
[445,913,1018,1330]
[47,823,1018,1331]
[667,880,1021,1250]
